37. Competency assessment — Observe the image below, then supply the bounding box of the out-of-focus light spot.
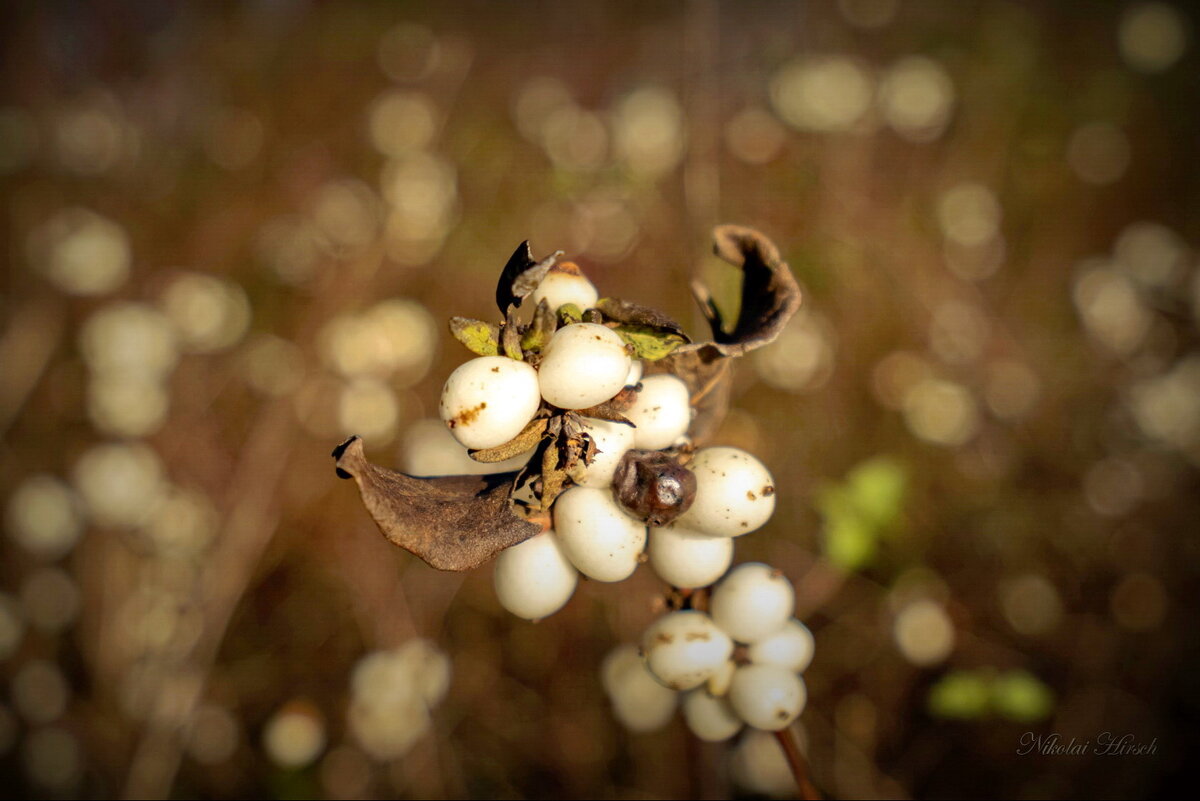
[573,192,640,262]
[87,373,170,438]
[400,418,529,476]
[377,23,440,82]
[1110,571,1168,630]
[983,359,1040,420]
[902,378,980,446]
[1113,220,1189,289]
[348,640,451,761]
[160,272,252,353]
[52,95,128,174]
[142,487,218,558]
[264,701,326,768]
[893,599,955,666]
[310,179,381,258]
[1084,457,1144,516]
[320,745,373,800]
[936,182,1002,247]
[19,568,80,634]
[835,694,878,746]
[1066,122,1130,185]
[29,208,131,296]
[5,474,85,560]
[944,235,1006,281]
[72,442,168,528]
[23,726,81,791]
[381,153,457,265]
[0,107,38,174]
[1129,355,1200,447]
[0,593,25,660]
[186,704,240,765]
[513,77,575,144]
[293,376,343,440]
[837,0,899,28]
[530,200,591,255]
[338,378,401,444]
[1118,3,1188,74]
[771,56,874,133]
[240,334,306,397]
[731,728,803,797]
[12,659,69,724]
[754,310,836,392]
[871,351,933,410]
[203,107,264,171]
[256,216,323,286]
[368,91,438,156]
[929,301,988,365]
[613,87,685,178]
[999,573,1063,636]
[724,107,787,164]
[1073,262,1152,356]
[80,302,180,379]
[319,299,437,382]
[542,105,608,173]
[878,56,955,143]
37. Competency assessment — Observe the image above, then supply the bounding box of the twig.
[774,726,821,801]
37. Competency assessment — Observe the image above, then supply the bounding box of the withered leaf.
[469,417,549,463]
[333,436,541,572]
[449,316,500,356]
[596,297,688,338]
[649,225,801,445]
[520,298,557,353]
[495,240,562,313]
[501,306,523,361]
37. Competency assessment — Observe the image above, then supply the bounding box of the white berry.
[707,659,737,697]
[624,359,644,387]
[601,644,678,733]
[747,619,815,673]
[626,374,692,450]
[537,323,631,410]
[728,664,806,730]
[530,267,598,313]
[439,356,541,450]
[648,524,733,589]
[492,531,578,620]
[682,690,744,742]
[553,487,646,582]
[711,563,795,644]
[641,610,734,691]
[571,418,635,488]
[675,447,776,537]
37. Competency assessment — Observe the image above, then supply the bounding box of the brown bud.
[612,449,697,527]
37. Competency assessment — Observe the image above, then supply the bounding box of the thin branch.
[774,725,821,801]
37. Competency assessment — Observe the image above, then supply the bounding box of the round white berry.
[571,418,635,488]
[600,644,678,733]
[682,690,744,742]
[728,664,806,731]
[553,487,646,582]
[648,524,733,589]
[492,531,578,620]
[747,619,815,674]
[641,610,734,691]
[675,447,776,537]
[530,268,598,313]
[707,659,737,697]
[626,374,692,450]
[624,359,644,387]
[711,563,795,644]
[537,323,631,410]
[439,356,541,450]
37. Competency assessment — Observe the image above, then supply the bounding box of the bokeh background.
[2,0,1198,798]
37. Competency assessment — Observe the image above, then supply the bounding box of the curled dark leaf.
[495,240,562,313]
[596,296,688,338]
[332,436,541,572]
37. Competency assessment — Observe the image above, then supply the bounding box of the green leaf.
[991,671,1054,723]
[614,325,687,361]
[556,303,583,326]
[928,671,991,720]
[449,317,499,356]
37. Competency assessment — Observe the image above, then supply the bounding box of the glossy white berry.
[553,487,646,582]
[707,659,737,697]
[648,524,734,589]
[747,619,815,673]
[627,374,692,450]
[624,359,644,387]
[682,690,744,742]
[711,563,795,644]
[675,446,776,537]
[537,323,631,410]
[728,664,806,731]
[439,356,541,450]
[641,610,734,691]
[492,531,578,620]
[530,268,598,313]
[601,644,678,733]
[571,418,635,488]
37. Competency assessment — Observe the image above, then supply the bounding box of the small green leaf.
[928,671,991,720]
[557,303,583,326]
[614,326,687,361]
[449,317,500,356]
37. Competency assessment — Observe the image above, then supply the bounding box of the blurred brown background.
[2,1,1198,798]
